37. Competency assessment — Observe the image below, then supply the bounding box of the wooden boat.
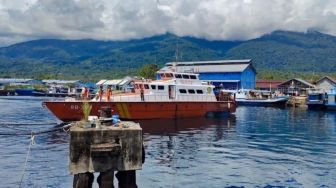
[221,89,289,107]
[43,71,236,122]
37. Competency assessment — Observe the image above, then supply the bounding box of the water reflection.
[138,115,236,136]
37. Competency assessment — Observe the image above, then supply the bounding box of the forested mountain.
[0,30,335,81]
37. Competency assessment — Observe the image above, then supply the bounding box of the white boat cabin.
[127,72,216,101]
[92,71,220,102]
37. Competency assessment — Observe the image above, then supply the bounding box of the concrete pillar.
[73,172,94,188]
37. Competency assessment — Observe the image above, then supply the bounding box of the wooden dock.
[287,96,307,107]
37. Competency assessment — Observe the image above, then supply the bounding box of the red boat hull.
[43,101,236,122]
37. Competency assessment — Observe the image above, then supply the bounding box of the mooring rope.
[14,122,75,187]
[19,132,35,188]
[0,122,74,136]
[0,122,60,126]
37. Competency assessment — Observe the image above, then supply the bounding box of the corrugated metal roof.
[166,59,252,66]
[279,78,315,88]
[42,80,80,84]
[118,79,131,85]
[160,63,250,73]
[293,78,315,87]
[0,78,34,84]
[104,79,123,85]
[316,76,336,85]
[96,80,107,85]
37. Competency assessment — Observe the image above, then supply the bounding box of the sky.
[0,0,335,46]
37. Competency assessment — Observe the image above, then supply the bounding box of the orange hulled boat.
[43,71,236,122]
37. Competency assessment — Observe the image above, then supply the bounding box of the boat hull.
[236,98,288,107]
[325,104,336,111]
[307,101,326,110]
[15,89,35,96]
[43,101,236,122]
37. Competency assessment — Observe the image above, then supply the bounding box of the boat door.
[168,85,176,99]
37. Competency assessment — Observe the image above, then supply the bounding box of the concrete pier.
[70,120,143,188]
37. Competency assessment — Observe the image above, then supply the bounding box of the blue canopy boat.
[307,88,336,111]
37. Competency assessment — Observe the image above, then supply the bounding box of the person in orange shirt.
[81,87,89,100]
[106,86,112,101]
[97,85,103,101]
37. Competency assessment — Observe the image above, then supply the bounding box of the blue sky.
[0,0,335,46]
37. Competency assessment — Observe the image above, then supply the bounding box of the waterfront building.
[256,80,284,91]
[277,78,315,96]
[315,76,336,92]
[0,78,42,85]
[42,79,81,86]
[158,59,256,90]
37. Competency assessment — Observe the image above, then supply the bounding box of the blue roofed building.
[158,59,256,90]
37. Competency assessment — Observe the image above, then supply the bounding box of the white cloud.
[0,0,335,46]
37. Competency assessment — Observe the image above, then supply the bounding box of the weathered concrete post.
[73,172,94,188]
[70,116,143,188]
[97,107,114,188]
[97,169,115,188]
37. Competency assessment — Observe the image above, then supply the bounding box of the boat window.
[151,85,156,90]
[179,89,187,94]
[175,74,182,79]
[165,73,173,78]
[182,75,190,79]
[190,75,197,79]
[158,85,164,90]
[196,90,203,94]
[188,89,195,94]
[144,84,149,89]
[134,84,139,89]
[160,73,165,78]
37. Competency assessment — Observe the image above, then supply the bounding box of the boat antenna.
[175,41,179,62]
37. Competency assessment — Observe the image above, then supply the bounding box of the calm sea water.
[0,97,336,188]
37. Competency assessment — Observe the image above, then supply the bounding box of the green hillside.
[226,30,336,79]
[0,31,335,81]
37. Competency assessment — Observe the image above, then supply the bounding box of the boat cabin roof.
[157,71,199,80]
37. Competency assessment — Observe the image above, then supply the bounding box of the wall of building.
[198,72,241,89]
[241,67,256,89]
[198,72,241,80]
[316,80,336,92]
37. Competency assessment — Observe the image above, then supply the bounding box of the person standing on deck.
[98,85,104,101]
[81,86,89,100]
[106,86,112,101]
[140,87,145,101]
